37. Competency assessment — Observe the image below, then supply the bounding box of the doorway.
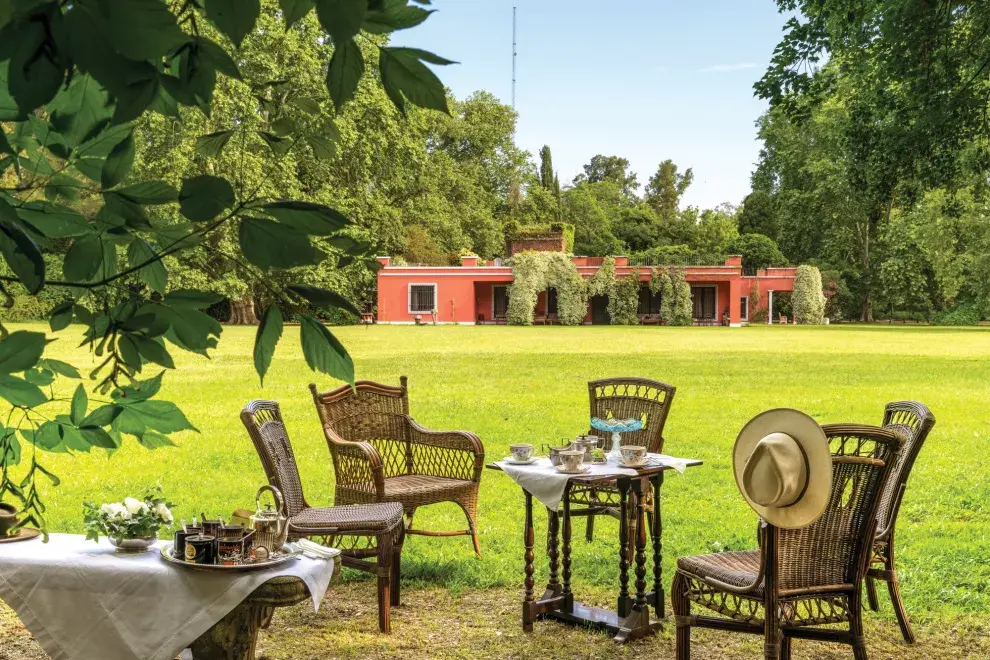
[591,295,610,325]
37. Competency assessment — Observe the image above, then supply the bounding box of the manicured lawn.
[3,323,989,641]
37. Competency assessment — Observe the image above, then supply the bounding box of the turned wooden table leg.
[547,506,560,593]
[652,471,664,618]
[561,482,573,611]
[633,478,648,613]
[617,477,631,617]
[523,489,535,632]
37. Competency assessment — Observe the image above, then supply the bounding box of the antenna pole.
[512,6,517,109]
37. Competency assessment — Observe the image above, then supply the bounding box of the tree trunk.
[229,297,258,325]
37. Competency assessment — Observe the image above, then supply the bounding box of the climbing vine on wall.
[661,267,694,325]
[649,267,664,295]
[507,252,588,325]
[608,275,641,325]
[586,256,615,297]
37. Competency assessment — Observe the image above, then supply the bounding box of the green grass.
[11,323,990,622]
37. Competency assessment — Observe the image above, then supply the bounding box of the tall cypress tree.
[539,145,555,190]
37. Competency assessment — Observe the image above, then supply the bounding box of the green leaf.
[49,301,74,332]
[202,0,261,48]
[118,399,198,434]
[16,203,91,238]
[163,289,224,309]
[196,37,243,81]
[0,374,47,408]
[127,238,167,294]
[133,335,175,369]
[60,423,92,452]
[179,175,235,221]
[116,181,179,205]
[80,427,117,449]
[278,0,315,29]
[103,0,189,61]
[47,74,113,148]
[239,216,320,270]
[24,423,63,451]
[258,131,292,156]
[270,116,295,137]
[299,315,354,384]
[0,331,46,373]
[1,430,22,467]
[289,284,361,316]
[195,129,235,158]
[307,134,336,160]
[364,0,433,33]
[102,192,153,230]
[292,96,323,114]
[116,334,141,372]
[76,124,133,160]
[7,22,65,114]
[379,47,454,115]
[326,38,364,110]
[315,0,367,43]
[70,383,88,425]
[112,74,159,124]
[0,199,45,294]
[262,201,349,235]
[101,132,135,189]
[63,234,104,282]
[137,430,176,449]
[253,305,284,385]
[80,404,123,429]
[38,359,80,379]
[165,308,222,354]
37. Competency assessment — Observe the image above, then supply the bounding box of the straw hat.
[733,409,831,529]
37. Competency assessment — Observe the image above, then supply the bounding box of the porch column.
[728,278,741,327]
[768,290,774,325]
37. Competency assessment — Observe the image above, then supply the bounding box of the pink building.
[375,254,797,327]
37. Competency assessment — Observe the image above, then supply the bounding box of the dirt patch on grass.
[3,582,987,659]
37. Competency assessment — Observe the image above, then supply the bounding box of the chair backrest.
[310,377,411,478]
[587,377,676,453]
[240,400,308,517]
[877,401,936,536]
[775,424,902,593]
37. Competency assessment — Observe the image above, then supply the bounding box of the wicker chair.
[672,424,903,660]
[310,377,485,557]
[865,401,935,643]
[568,377,676,541]
[240,400,405,633]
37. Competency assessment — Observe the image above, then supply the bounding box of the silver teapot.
[250,485,288,557]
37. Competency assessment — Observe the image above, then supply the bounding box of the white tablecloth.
[0,534,334,660]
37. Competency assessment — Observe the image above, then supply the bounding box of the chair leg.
[455,496,482,558]
[780,633,791,660]
[886,570,915,644]
[390,544,402,607]
[377,571,391,633]
[585,512,595,542]
[671,572,691,660]
[865,575,880,612]
[850,590,868,660]
[405,507,416,532]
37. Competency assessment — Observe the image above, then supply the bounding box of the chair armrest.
[407,417,485,482]
[323,424,385,499]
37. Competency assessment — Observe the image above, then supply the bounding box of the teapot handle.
[256,484,285,517]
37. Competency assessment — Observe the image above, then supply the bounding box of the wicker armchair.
[673,424,903,660]
[865,401,935,643]
[568,377,676,541]
[310,376,485,557]
[241,400,405,633]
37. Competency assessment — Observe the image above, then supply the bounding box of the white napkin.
[288,539,342,560]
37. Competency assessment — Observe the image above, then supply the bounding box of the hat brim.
[733,409,831,529]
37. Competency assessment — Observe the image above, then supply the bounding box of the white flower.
[154,502,173,523]
[101,503,128,521]
[124,497,148,516]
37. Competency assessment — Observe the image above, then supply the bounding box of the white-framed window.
[408,283,437,314]
[740,296,749,321]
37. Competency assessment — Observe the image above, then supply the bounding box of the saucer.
[619,459,647,468]
[555,464,591,475]
[504,456,538,465]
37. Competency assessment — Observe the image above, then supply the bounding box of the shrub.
[660,267,692,325]
[932,303,982,326]
[608,276,640,325]
[792,265,826,324]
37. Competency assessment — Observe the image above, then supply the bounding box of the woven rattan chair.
[672,424,904,660]
[568,377,676,541]
[864,401,935,643]
[310,377,485,557]
[241,400,405,633]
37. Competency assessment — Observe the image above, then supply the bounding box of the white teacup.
[620,445,647,466]
[559,450,584,472]
[509,444,534,462]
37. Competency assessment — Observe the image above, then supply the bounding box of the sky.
[393,1,792,210]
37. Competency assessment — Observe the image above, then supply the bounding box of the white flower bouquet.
[83,488,174,546]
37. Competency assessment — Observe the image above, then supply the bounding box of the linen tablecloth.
[497,454,696,509]
[0,533,334,660]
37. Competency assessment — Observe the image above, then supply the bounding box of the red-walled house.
[375,254,798,326]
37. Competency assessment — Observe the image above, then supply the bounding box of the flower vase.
[109,536,157,553]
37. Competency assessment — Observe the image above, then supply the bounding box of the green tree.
[730,234,787,271]
[738,191,777,240]
[692,204,739,261]
[573,155,639,199]
[539,145,554,190]
[0,0,451,535]
[563,184,622,256]
[645,159,693,222]
[792,265,826,324]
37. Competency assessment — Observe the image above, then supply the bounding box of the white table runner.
[0,534,334,660]
[496,453,695,509]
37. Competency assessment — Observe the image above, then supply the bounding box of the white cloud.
[696,63,759,73]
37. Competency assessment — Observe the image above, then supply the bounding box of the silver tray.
[159,544,299,572]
